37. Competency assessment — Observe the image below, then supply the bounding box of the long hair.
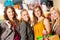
[33,5,44,23]
[50,7,60,24]
[4,6,18,26]
[50,7,60,16]
[20,9,31,23]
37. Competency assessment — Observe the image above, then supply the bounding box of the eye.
[24,15,25,16]
[8,11,10,13]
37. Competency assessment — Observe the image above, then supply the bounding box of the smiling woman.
[1,6,20,40]
[33,6,51,40]
[16,9,34,40]
[50,7,60,36]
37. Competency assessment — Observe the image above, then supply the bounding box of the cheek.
[23,16,26,19]
[51,14,54,17]
[51,15,54,18]
[53,13,58,18]
[39,11,41,15]
[25,16,29,20]
[56,13,59,17]
[7,13,10,17]
[39,12,41,15]
[22,15,25,20]
[34,13,37,16]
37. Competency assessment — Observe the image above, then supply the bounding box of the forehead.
[51,10,57,13]
[7,8,12,11]
[34,7,40,11]
[22,11,28,15]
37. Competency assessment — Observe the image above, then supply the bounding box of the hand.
[45,38,49,40]
[6,21,11,28]
[42,30,47,36]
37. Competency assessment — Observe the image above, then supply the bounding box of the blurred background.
[0,0,60,22]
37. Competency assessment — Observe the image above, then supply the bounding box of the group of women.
[0,5,60,40]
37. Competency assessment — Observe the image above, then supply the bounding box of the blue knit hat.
[4,0,14,7]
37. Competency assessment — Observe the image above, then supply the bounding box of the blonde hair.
[50,7,60,24]
[21,9,28,15]
[21,9,31,22]
[50,7,60,15]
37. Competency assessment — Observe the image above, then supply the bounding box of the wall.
[0,0,4,4]
[53,0,60,11]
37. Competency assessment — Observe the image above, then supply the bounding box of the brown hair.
[4,6,18,26]
[33,5,44,23]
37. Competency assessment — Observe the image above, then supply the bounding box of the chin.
[54,18,57,20]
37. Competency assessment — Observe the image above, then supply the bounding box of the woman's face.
[51,10,59,20]
[7,8,14,20]
[34,8,41,18]
[21,11,29,22]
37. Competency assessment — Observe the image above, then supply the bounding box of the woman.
[33,6,51,40]
[17,9,33,40]
[50,7,60,36]
[1,6,20,40]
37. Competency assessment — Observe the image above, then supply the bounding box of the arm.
[1,21,12,40]
[1,20,11,29]
[44,18,51,34]
[1,21,8,29]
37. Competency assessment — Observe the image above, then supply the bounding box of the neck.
[38,16,44,22]
[22,19,28,22]
[10,18,14,22]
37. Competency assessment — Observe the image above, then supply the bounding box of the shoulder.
[20,20,26,27]
[1,20,9,28]
[44,18,49,22]
[43,18,50,25]
[21,20,26,25]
